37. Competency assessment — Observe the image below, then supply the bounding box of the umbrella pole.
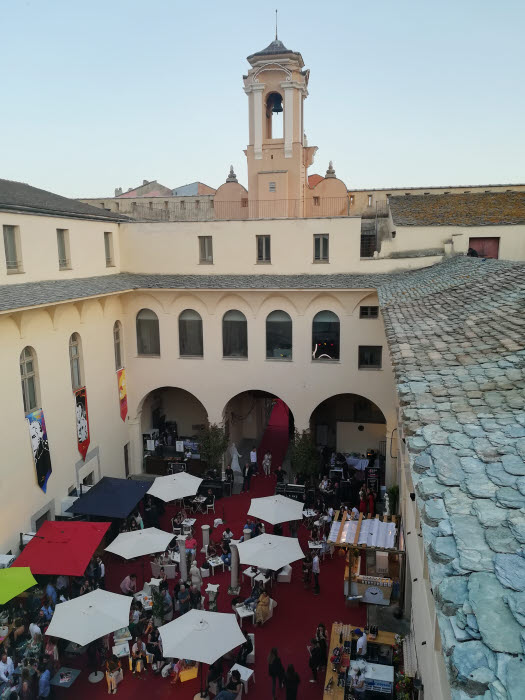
[194,661,209,700]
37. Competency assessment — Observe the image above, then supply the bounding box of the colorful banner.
[75,387,90,460]
[26,409,52,493]
[117,368,128,422]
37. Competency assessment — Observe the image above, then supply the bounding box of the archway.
[222,390,295,473]
[140,386,208,475]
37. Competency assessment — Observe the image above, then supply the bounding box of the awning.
[13,521,110,576]
[66,477,150,519]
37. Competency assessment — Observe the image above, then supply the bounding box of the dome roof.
[247,39,303,64]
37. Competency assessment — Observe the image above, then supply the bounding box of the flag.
[75,387,90,460]
[26,408,52,492]
[117,368,128,422]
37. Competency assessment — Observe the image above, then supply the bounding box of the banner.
[117,368,128,422]
[75,387,90,460]
[26,409,52,492]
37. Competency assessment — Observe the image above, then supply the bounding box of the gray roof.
[247,39,301,60]
[389,191,525,226]
[0,178,126,222]
[379,256,525,698]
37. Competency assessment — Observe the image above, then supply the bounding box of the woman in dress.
[359,487,367,514]
[147,627,163,672]
[230,443,242,473]
[262,450,272,477]
[255,590,271,625]
[368,489,376,517]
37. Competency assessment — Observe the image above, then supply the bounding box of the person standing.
[268,648,285,699]
[120,573,137,596]
[309,638,323,682]
[262,451,272,477]
[315,622,328,661]
[367,489,376,517]
[356,628,368,658]
[312,553,320,595]
[284,664,300,700]
[94,555,105,589]
[242,463,252,492]
[37,663,51,699]
[0,654,14,685]
[250,446,257,475]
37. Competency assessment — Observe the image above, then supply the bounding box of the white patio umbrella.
[46,589,131,646]
[147,472,203,502]
[159,610,246,694]
[105,527,174,559]
[236,533,304,571]
[248,494,304,525]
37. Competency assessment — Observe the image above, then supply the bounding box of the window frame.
[266,310,292,360]
[313,234,329,263]
[113,320,123,370]
[359,306,379,319]
[358,345,383,370]
[222,310,248,359]
[178,309,204,357]
[3,224,23,274]
[69,332,84,390]
[104,231,114,267]
[256,235,271,264]
[136,309,161,357]
[312,310,340,361]
[56,228,71,270]
[20,346,39,413]
[269,182,276,193]
[198,235,213,264]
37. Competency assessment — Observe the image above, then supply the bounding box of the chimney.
[143,180,148,185]
[114,187,123,197]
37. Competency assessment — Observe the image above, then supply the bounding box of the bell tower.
[244,38,317,215]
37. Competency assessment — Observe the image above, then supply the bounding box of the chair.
[150,561,161,578]
[277,564,292,583]
[246,633,255,665]
[206,497,216,515]
[128,652,153,674]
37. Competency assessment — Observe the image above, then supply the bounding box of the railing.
[113,197,351,222]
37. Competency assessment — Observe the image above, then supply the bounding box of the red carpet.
[54,410,366,699]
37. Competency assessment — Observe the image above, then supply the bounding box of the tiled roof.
[247,39,300,59]
[389,192,525,226]
[0,179,125,221]
[379,256,525,698]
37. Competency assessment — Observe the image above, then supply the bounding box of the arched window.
[266,310,292,359]
[136,309,160,356]
[113,320,123,370]
[222,310,248,358]
[69,332,84,389]
[20,346,39,413]
[179,309,203,357]
[312,311,340,361]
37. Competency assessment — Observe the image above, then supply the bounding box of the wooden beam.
[353,513,363,546]
[336,510,348,546]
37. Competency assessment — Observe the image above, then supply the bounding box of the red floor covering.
[55,403,366,699]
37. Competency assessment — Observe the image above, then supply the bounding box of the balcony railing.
[114,197,351,222]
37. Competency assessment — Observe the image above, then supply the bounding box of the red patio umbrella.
[13,521,110,576]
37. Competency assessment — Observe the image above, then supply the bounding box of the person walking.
[268,648,285,699]
[250,446,258,475]
[312,553,320,595]
[242,463,252,492]
[309,638,323,683]
[284,664,301,700]
[262,450,272,477]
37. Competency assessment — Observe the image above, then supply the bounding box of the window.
[222,310,248,358]
[256,235,271,263]
[20,346,39,413]
[360,306,379,319]
[104,232,114,266]
[148,202,153,209]
[56,229,70,270]
[313,196,320,206]
[115,202,120,211]
[360,230,376,258]
[367,195,373,207]
[358,345,382,369]
[199,236,213,264]
[269,182,276,193]
[266,310,292,359]
[113,320,123,370]
[164,201,169,209]
[312,311,340,360]
[179,309,203,357]
[3,225,22,273]
[136,309,160,356]
[195,200,200,209]
[468,237,500,259]
[314,234,329,262]
[241,198,248,208]
[69,333,84,390]
[180,201,186,210]
[349,195,354,206]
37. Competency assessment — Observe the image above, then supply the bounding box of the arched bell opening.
[266,91,283,139]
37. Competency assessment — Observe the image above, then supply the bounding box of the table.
[182,518,196,528]
[113,627,132,643]
[228,663,255,694]
[235,605,255,629]
[192,496,207,514]
[254,573,271,588]
[50,667,81,688]
[112,642,130,658]
[349,660,394,693]
[207,557,225,575]
[242,567,258,584]
[134,591,153,610]
[308,541,323,550]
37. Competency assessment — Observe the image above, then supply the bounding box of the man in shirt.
[131,638,147,675]
[312,554,320,595]
[356,628,368,658]
[185,535,197,558]
[178,585,190,615]
[45,580,57,606]
[120,573,137,596]
[224,466,234,483]
[0,654,15,684]
[250,446,257,475]
[242,463,251,492]
[94,555,105,589]
[40,600,54,622]
[37,663,51,699]
[275,465,286,484]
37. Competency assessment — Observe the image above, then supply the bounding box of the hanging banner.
[117,368,128,422]
[75,387,90,460]
[26,409,52,493]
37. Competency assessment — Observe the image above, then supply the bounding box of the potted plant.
[387,484,399,517]
[290,430,318,485]
[199,423,229,473]
[151,589,164,628]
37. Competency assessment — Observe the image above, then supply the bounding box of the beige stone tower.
[243,38,318,217]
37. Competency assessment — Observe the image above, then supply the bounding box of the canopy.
[67,477,150,518]
[147,472,202,503]
[46,589,131,646]
[247,494,304,525]
[13,521,110,576]
[159,610,246,665]
[0,567,37,605]
[105,527,174,560]
[236,533,304,571]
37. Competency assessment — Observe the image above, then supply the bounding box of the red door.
[469,237,500,258]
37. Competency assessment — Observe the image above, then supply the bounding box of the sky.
[1,0,524,198]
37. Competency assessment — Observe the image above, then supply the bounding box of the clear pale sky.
[1,0,524,197]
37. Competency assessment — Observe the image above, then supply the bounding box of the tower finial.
[275,9,278,40]
[226,165,238,183]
